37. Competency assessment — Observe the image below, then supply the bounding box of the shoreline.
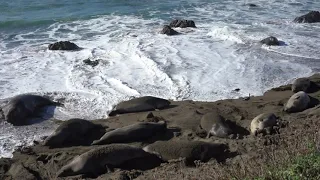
[1,73,320,179]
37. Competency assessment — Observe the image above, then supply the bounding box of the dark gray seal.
[284,91,310,113]
[57,144,150,177]
[143,140,228,165]
[44,119,106,148]
[260,36,280,46]
[200,112,233,138]
[0,94,61,126]
[91,121,167,145]
[292,78,311,93]
[108,96,171,116]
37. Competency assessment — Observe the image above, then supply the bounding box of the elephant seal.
[44,119,106,148]
[57,144,150,177]
[292,78,311,93]
[109,96,171,116]
[143,140,228,165]
[91,121,167,145]
[0,94,61,126]
[250,113,277,135]
[260,36,280,46]
[200,112,233,138]
[284,91,310,113]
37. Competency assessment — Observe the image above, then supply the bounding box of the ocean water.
[0,0,320,158]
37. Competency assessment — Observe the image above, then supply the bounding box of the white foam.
[1,0,319,157]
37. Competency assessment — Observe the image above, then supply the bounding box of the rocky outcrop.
[83,59,99,67]
[48,41,80,50]
[160,25,179,36]
[294,11,320,23]
[169,19,196,28]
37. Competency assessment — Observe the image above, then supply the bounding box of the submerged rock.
[260,36,280,46]
[294,11,320,23]
[169,19,196,28]
[83,59,99,67]
[160,25,179,36]
[48,41,80,50]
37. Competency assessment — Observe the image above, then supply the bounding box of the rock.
[8,163,37,180]
[260,36,280,46]
[169,19,196,28]
[160,25,179,36]
[83,59,99,67]
[294,11,320,23]
[48,41,80,50]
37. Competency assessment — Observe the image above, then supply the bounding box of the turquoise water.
[0,0,320,158]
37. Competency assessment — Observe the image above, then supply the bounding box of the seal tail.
[108,110,119,117]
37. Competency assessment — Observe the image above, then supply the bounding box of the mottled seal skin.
[250,113,277,135]
[1,94,61,126]
[91,121,167,145]
[57,144,150,177]
[200,112,233,138]
[292,78,311,93]
[143,140,228,165]
[44,119,105,148]
[109,96,171,116]
[284,91,310,113]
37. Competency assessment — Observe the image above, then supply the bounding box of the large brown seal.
[284,91,310,113]
[57,144,150,177]
[91,121,167,145]
[143,140,228,165]
[200,112,233,138]
[0,94,61,126]
[292,78,311,93]
[44,119,106,148]
[108,96,171,116]
[250,113,277,135]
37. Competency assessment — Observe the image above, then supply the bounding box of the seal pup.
[291,78,311,93]
[57,144,150,177]
[108,96,171,116]
[1,94,61,126]
[284,91,310,113]
[91,121,167,145]
[200,112,233,138]
[143,140,228,165]
[44,119,106,148]
[250,113,277,135]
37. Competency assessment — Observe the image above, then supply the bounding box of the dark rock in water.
[247,3,257,7]
[294,11,320,23]
[48,41,80,50]
[169,19,196,28]
[260,36,280,46]
[83,59,99,67]
[160,25,179,36]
